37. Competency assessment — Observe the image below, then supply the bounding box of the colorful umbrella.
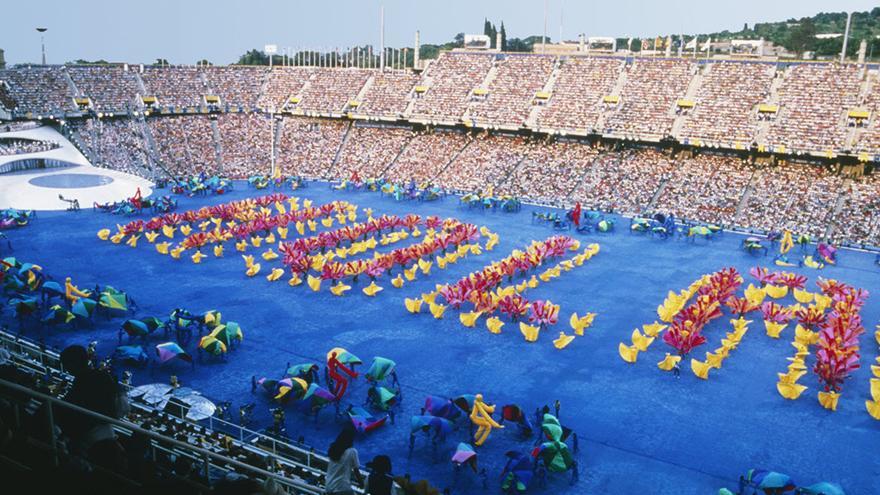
[8,296,39,318]
[327,347,361,366]
[367,385,399,411]
[348,406,388,433]
[41,304,75,325]
[71,298,97,318]
[274,377,308,402]
[366,357,396,383]
[155,342,192,364]
[41,281,64,299]
[452,394,476,414]
[300,383,336,409]
[424,395,462,421]
[500,451,534,493]
[286,363,319,381]
[198,335,227,356]
[114,345,149,364]
[210,322,243,347]
[122,319,150,338]
[410,415,452,437]
[99,290,128,311]
[451,443,477,472]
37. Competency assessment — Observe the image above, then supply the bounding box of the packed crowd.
[73,117,150,176]
[299,69,372,113]
[149,115,218,176]
[535,56,624,132]
[437,132,526,192]
[652,153,754,225]
[333,125,411,178]
[276,117,346,178]
[497,139,600,204]
[383,129,471,184]
[766,64,861,153]
[0,137,60,156]
[68,66,140,112]
[679,62,775,147]
[142,66,206,109]
[410,53,495,120]
[833,174,880,246]
[853,79,880,155]
[604,59,694,139]
[356,71,420,118]
[464,54,555,127]
[217,113,271,177]
[571,148,675,216]
[0,66,72,115]
[739,161,842,238]
[258,67,313,111]
[204,66,266,109]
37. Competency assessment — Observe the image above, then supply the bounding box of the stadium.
[0,2,879,494]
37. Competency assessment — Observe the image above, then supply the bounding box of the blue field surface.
[3,182,879,494]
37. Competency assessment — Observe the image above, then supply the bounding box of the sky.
[2,0,877,66]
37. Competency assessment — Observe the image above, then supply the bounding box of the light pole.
[36,27,47,65]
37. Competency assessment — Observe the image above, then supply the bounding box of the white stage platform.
[0,126,152,210]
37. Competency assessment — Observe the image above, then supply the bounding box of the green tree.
[236,49,269,65]
[155,58,169,67]
[787,18,817,56]
[500,22,507,50]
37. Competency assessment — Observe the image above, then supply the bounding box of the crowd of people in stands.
[679,62,774,147]
[0,66,72,115]
[410,52,494,120]
[72,117,151,176]
[68,66,140,112]
[464,54,554,127]
[357,71,420,118]
[333,125,410,179]
[0,137,60,155]
[149,115,218,176]
[4,58,880,246]
[276,117,345,178]
[142,66,206,109]
[766,65,861,153]
[604,58,693,139]
[535,56,623,132]
[384,129,470,185]
[298,69,371,113]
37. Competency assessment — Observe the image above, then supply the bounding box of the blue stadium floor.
[4,182,879,494]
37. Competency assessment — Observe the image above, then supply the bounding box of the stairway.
[430,135,473,182]
[493,155,527,189]
[733,170,760,226]
[644,178,669,214]
[326,121,353,178]
[379,133,415,176]
[403,60,434,118]
[670,68,703,138]
[61,68,81,111]
[211,118,223,173]
[526,57,563,128]
[756,69,786,146]
[824,179,852,240]
[595,65,629,131]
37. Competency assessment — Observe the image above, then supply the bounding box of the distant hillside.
[703,8,880,58]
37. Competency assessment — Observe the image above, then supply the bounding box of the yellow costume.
[404,298,423,314]
[391,274,404,288]
[618,343,638,363]
[307,275,321,292]
[470,394,503,446]
[266,268,284,281]
[553,332,575,349]
[362,281,383,297]
[459,311,481,328]
[330,282,351,296]
[657,353,681,371]
[520,322,540,342]
[65,277,90,304]
[486,317,503,334]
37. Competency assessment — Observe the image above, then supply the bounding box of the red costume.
[327,351,358,399]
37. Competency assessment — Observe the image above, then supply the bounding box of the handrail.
[0,377,325,495]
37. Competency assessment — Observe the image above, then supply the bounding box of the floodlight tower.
[36,27,47,65]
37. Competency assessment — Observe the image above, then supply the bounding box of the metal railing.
[0,328,368,491]
[0,376,325,495]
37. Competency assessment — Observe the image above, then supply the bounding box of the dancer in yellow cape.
[470,394,503,446]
